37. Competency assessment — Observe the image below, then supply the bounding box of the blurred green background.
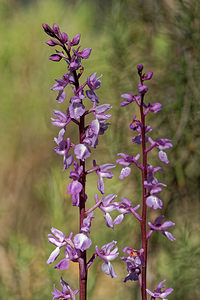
[0,0,200,299]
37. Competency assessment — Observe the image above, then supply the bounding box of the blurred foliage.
[0,0,200,299]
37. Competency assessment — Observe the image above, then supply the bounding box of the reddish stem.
[140,94,147,300]
[79,115,87,300]
[63,43,87,300]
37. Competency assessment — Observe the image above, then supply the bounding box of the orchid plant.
[117,64,175,299]
[43,23,175,300]
[42,23,119,300]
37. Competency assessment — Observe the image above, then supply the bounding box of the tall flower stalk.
[117,64,175,299]
[43,23,119,300]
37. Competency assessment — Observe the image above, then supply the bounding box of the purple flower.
[51,110,71,127]
[54,129,73,170]
[54,244,81,270]
[73,233,92,251]
[68,55,80,71]
[119,167,131,179]
[120,93,141,107]
[73,47,92,59]
[67,180,82,206]
[116,198,141,220]
[93,160,115,194]
[145,180,166,210]
[142,71,153,81]
[86,90,99,103]
[132,123,152,144]
[146,195,163,210]
[68,97,85,119]
[87,72,102,90]
[74,144,91,161]
[67,162,85,206]
[94,103,111,117]
[73,213,93,251]
[95,194,123,229]
[121,247,144,282]
[83,119,100,148]
[47,228,73,264]
[149,138,173,164]
[51,277,79,300]
[148,215,176,242]
[117,153,142,176]
[146,280,173,299]
[150,102,162,113]
[51,73,74,103]
[80,212,94,234]
[95,241,119,278]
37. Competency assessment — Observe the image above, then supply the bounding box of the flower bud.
[143,72,153,81]
[138,83,148,94]
[42,23,55,37]
[53,23,61,37]
[61,32,68,44]
[49,54,62,62]
[137,64,143,72]
[71,34,81,46]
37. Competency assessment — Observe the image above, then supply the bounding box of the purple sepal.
[54,258,70,270]
[150,102,162,113]
[120,93,140,107]
[148,216,176,242]
[47,247,60,264]
[51,110,71,127]
[61,32,68,43]
[42,23,55,37]
[49,54,62,62]
[86,90,99,103]
[143,71,153,81]
[52,24,61,37]
[87,72,102,90]
[146,280,173,299]
[71,34,81,46]
[46,39,62,47]
[73,47,92,59]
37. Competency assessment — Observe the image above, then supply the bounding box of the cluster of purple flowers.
[117,64,174,299]
[43,23,175,300]
[43,23,121,299]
